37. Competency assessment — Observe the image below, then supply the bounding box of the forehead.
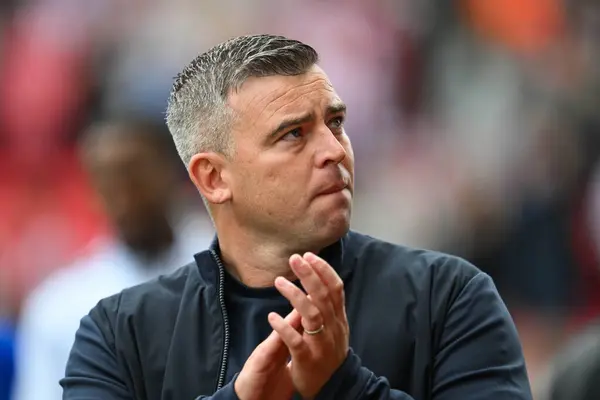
[228,66,342,128]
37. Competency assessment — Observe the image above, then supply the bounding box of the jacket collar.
[195,232,354,286]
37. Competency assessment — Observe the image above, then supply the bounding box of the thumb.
[253,309,301,365]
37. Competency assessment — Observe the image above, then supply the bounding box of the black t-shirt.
[223,269,294,384]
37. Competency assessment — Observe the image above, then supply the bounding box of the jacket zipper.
[210,250,231,391]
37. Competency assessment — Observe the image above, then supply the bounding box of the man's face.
[225,65,354,247]
[86,132,176,252]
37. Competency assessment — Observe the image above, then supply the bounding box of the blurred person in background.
[12,117,214,400]
[537,319,600,400]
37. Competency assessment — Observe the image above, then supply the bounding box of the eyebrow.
[327,102,347,115]
[266,102,347,140]
[267,113,314,140]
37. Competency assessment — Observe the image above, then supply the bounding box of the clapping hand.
[234,309,302,400]
[269,252,350,399]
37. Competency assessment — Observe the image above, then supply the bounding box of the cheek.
[341,138,355,170]
[234,162,279,203]
[233,154,308,208]
[263,167,281,184]
[259,167,304,206]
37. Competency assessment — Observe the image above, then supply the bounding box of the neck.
[216,227,324,288]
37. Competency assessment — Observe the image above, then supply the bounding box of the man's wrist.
[194,375,241,400]
[315,348,367,399]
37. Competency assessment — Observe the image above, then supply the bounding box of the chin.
[316,209,351,245]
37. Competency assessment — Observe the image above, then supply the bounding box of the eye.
[281,128,303,141]
[328,116,345,130]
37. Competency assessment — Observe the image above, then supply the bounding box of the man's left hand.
[268,252,350,399]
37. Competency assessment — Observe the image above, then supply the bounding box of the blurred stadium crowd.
[1,0,600,398]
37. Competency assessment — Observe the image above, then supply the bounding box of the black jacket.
[61,231,532,399]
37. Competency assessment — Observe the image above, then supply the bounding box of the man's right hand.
[234,309,302,400]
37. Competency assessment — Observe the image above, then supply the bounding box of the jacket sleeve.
[316,272,533,399]
[62,309,242,400]
[194,375,240,400]
[61,313,132,399]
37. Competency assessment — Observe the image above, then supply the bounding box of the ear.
[188,153,232,204]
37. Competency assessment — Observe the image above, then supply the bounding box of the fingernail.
[290,255,308,273]
[304,252,317,263]
[293,259,309,275]
[275,277,288,287]
[289,254,303,266]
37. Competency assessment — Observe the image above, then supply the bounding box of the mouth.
[319,181,349,196]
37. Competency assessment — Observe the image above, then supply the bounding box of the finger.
[268,312,308,358]
[274,276,323,332]
[303,252,345,315]
[253,329,289,366]
[289,255,335,321]
[256,308,301,363]
[285,307,303,331]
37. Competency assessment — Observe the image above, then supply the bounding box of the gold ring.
[304,325,325,335]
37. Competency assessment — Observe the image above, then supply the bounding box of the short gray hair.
[165,34,319,166]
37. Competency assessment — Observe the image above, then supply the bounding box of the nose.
[315,128,347,168]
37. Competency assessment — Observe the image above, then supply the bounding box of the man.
[61,35,532,399]
[13,118,213,400]
[536,320,600,400]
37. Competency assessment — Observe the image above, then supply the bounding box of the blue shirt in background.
[0,319,15,400]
